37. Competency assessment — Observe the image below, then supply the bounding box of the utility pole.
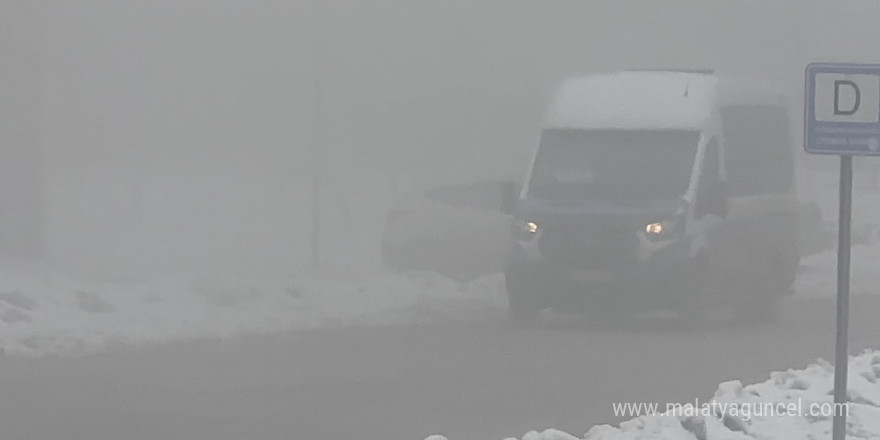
[311,0,324,270]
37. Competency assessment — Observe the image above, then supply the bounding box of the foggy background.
[1,0,875,281]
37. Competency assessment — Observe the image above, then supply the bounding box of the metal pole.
[311,132,322,269]
[832,154,853,440]
[310,0,324,270]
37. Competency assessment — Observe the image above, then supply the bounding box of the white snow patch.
[426,350,880,440]
[796,242,880,299]
[0,169,877,358]
[795,166,880,299]
[0,259,505,357]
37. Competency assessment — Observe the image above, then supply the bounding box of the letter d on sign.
[815,73,880,124]
[834,80,861,116]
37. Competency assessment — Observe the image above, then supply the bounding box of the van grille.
[539,222,637,271]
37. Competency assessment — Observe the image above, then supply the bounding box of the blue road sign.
[805,62,876,440]
[805,63,880,156]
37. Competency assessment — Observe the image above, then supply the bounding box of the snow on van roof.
[542,71,786,131]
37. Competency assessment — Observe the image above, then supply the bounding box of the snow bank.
[0,260,505,357]
[1,229,878,357]
[795,166,880,299]
[425,351,880,440]
[796,242,880,299]
[0,167,875,357]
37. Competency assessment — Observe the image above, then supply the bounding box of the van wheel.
[505,274,544,328]
[508,290,543,328]
[675,257,712,324]
[734,251,787,324]
[509,302,542,328]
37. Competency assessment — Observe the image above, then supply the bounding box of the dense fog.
[0,0,876,279]
[8,2,880,440]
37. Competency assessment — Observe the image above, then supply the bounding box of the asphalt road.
[1,295,878,440]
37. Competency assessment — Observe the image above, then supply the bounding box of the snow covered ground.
[0,168,875,358]
[0,261,505,357]
[425,350,880,440]
[795,165,880,298]
[0,236,872,358]
[796,242,880,299]
[0,200,876,357]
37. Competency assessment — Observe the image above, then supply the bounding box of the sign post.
[805,63,880,440]
[833,154,852,440]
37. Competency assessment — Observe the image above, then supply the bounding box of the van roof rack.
[625,68,715,75]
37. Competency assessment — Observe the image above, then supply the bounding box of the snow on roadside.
[1,239,879,357]
[0,167,875,357]
[425,351,880,440]
[796,242,880,299]
[0,259,505,357]
[794,166,880,299]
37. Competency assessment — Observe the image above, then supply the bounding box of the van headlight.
[513,219,539,240]
[644,219,680,242]
[645,221,668,235]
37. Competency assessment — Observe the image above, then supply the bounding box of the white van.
[502,70,800,325]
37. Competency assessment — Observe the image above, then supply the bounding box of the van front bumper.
[504,234,695,308]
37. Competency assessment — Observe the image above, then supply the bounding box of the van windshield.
[528,129,699,201]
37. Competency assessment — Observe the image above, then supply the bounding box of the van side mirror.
[706,181,729,218]
[499,181,519,216]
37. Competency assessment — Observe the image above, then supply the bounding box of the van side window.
[721,105,795,196]
[695,139,719,217]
